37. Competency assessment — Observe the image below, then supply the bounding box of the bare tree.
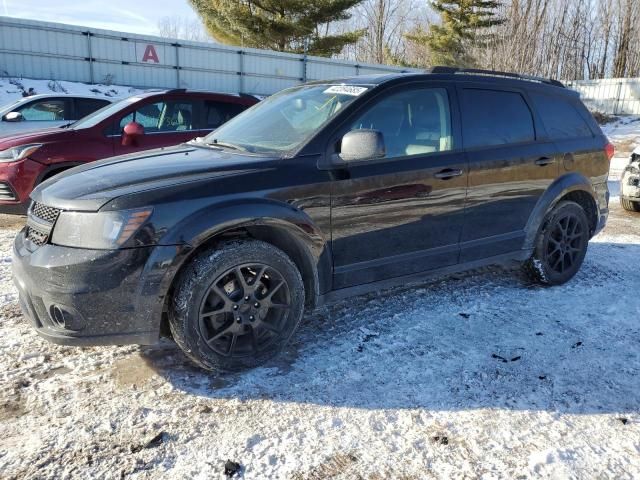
[471,0,640,80]
[157,16,213,43]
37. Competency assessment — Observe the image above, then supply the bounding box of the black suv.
[13,67,612,370]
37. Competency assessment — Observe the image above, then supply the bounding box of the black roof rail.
[428,66,565,88]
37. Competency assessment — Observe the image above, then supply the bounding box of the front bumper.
[0,158,43,213]
[12,229,180,346]
[620,161,640,200]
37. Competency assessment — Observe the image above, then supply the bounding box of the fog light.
[50,305,67,328]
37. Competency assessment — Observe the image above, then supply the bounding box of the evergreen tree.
[408,0,504,67]
[190,0,366,57]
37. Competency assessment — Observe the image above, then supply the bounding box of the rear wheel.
[523,201,590,285]
[170,240,305,371]
[620,197,640,212]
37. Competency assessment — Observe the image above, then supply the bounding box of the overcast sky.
[1,0,198,35]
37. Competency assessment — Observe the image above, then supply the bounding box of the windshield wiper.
[59,122,76,129]
[208,139,248,152]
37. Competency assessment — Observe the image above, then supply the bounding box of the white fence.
[0,16,418,96]
[566,78,640,115]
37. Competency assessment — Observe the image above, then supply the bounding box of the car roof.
[135,89,259,103]
[10,93,114,102]
[0,93,114,112]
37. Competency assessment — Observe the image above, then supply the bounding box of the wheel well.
[559,190,598,235]
[161,224,320,336]
[40,165,75,183]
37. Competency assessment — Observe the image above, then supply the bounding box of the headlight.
[0,143,43,162]
[51,208,153,249]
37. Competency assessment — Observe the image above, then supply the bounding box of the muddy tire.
[523,201,589,286]
[620,197,640,212]
[170,240,305,371]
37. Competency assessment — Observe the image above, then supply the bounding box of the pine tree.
[190,0,366,57]
[408,0,504,67]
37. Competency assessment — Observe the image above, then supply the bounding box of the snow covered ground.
[0,201,639,479]
[0,80,638,479]
[0,76,145,108]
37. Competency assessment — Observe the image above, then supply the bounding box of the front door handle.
[434,168,463,180]
[535,156,554,166]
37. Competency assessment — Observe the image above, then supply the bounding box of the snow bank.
[0,76,145,109]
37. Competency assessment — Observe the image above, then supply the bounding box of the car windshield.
[203,84,369,154]
[0,97,26,113]
[71,96,141,129]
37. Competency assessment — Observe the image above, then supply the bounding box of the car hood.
[31,144,280,211]
[0,126,72,146]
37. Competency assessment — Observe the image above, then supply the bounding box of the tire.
[523,201,590,286]
[620,197,640,212]
[169,240,305,371]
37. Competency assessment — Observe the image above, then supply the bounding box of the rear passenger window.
[348,88,453,159]
[530,93,592,139]
[461,89,534,148]
[75,99,110,119]
[205,102,246,129]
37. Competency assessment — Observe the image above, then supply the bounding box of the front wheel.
[620,197,640,212]
[170,240,305,371]
[523,201,590,285]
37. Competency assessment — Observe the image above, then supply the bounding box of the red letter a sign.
[142,44,160,63]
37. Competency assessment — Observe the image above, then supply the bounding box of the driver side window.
[349,88,453,159]
[118,101,195,133]
[17,99,68,121]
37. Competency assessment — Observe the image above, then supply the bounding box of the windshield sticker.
[323,85,368,96]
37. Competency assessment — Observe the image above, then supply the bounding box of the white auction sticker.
[323,85,368,96]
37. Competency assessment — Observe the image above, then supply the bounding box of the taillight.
[604,142,615,161]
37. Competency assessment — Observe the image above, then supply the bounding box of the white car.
[0,94,111,136]
[620,145,640,212]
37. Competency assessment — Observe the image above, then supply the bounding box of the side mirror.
[4,111,24,122]
[338,129,385,162]
[122,121,144,146]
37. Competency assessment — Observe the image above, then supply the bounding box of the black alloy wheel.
[524,201,590,285]
[543,211,586,275]
[170,240,305,371]
[198,263,291,358]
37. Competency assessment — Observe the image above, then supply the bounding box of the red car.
[0,89,258,213]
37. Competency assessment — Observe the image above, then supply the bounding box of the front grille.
[26,202,61,247]
[26,225,49,246]
[0,182,17,201]
[31,202,61,223]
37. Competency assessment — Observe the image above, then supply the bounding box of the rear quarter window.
[530,92,593,139]
[460,89,535,148]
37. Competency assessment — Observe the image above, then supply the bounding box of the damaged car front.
[620,145,640,212]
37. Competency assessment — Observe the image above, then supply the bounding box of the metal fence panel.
[565,79,640,115]
[0,16,418,96]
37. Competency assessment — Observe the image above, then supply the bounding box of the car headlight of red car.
[0,143,43,162]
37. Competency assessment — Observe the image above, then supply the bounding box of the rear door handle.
[434,168,463,180]
[534,157,554,166]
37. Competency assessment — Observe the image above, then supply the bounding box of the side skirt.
[314,249,531,308]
